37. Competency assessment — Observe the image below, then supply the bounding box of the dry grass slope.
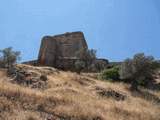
[0,64,159,120]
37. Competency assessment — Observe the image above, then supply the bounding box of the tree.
[74,60,85,74]
[119,53,156,90]
[0,47,21,69]
[76,48,97,70]
[0,56,5,68]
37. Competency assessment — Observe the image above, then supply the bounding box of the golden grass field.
[0,64,159,120]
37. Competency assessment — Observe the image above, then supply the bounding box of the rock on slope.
[0,64,160,120]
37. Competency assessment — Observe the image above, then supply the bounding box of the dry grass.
[0,64,160,120]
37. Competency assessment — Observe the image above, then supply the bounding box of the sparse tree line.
[99,53,160,91]
[74,48,160,90]
[0,47,160,91]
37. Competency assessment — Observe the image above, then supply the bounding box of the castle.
[38,32,88,70]
[24,31,108,71]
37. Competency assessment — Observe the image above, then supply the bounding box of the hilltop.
[0,64,159,120]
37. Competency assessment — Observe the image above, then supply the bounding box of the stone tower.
[38,31,88,69]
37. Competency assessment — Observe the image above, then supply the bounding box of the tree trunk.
[130,80,138,91]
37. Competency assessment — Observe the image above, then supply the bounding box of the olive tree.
[75,48,97,70]
[119,53,156,90]
[74,60,85,74]
[0,47,21,69]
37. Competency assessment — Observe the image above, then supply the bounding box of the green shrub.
[99,67,119,81]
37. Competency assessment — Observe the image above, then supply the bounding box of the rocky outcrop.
[8,64,58,89]
[95,87,127,101]
[38,32,88,70]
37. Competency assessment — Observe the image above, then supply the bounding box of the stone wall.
[38,32,88,69]
[38,36,57,66]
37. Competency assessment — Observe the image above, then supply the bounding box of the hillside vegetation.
[0,64,160,120]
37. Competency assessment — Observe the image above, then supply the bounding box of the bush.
[40,75,48,81]
[74,60,85,74]
[119,53,156,90]
[99,67,120,81]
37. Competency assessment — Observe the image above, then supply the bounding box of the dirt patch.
[74,77,96,86]
[0,69,7,78]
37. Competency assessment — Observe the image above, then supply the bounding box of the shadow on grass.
[103,78,160,91]
[131,89,160,104]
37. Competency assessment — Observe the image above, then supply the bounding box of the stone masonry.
[38,32,88,70]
